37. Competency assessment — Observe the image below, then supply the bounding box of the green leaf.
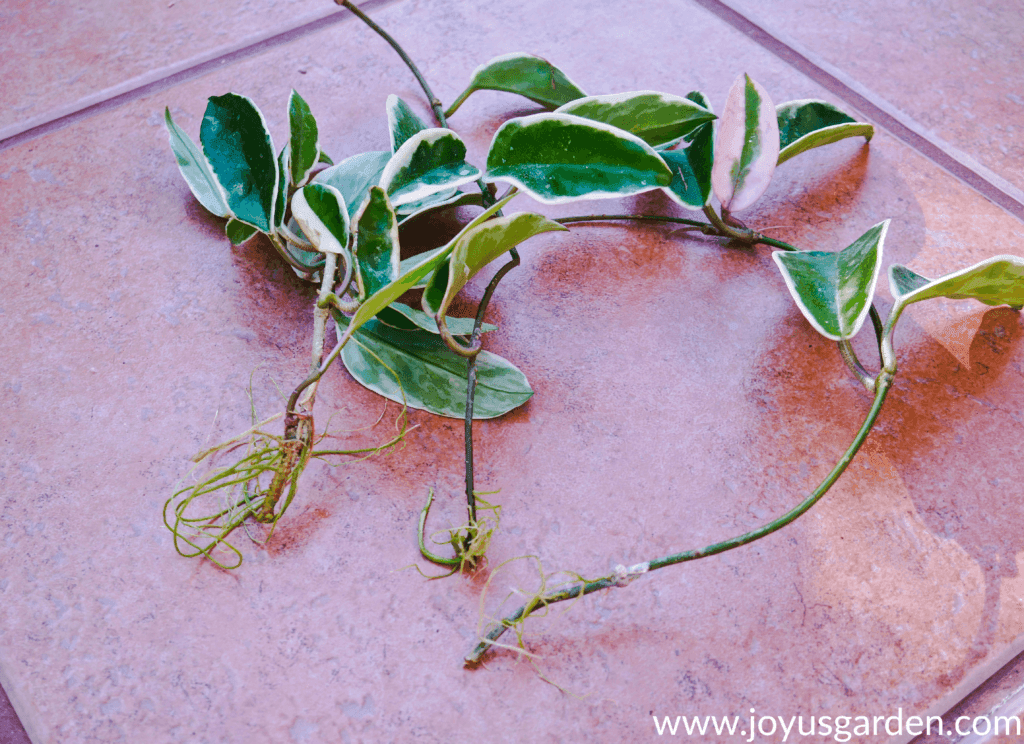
[711,74,779,213]
[349,239,453,334]
[776,100,874,165]
[660,94,715,210]
[423,212,566,319]
[377,302,496,336]
[772,221,888,341]
[395,187,455,216]
[334,313,532,419]
[288,90,322,187]
[889,256,1024,312]
[380,129,482,208]
[291,183,350,255]
[421,260,450,320]
[387,95,429,154]
[353,186,399,297]
[555,91,715,149]
[485,113,673,204]
[275,148,287,229]
[447,52,586,116]
[660,148,712,210]
[888,265,930,298]
[397,246,448,289]
[318,150,334,165]
[200,93,278,232]
[225,218,258,245]
[683,92,713,135]
[313,150,391,218]
[164,107,231,218]
[346,192,517,335]
[396,190,484,225]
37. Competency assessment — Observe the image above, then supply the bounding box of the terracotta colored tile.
[0,0,349,139]
[723,0,1024,198]
[3,0,1024,742]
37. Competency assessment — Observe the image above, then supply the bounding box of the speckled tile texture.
[723,0,1024,196]
[3,1,1024,743]
[0,0,347,139]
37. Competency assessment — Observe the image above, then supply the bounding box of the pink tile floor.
[3,1,1024,742]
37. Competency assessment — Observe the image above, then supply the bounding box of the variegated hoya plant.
[163,0,1024,665]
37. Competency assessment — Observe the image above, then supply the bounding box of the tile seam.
[0,663,42,744]
[692,0,1024,224]
[941,656,1024,744]
[0,0,398,153]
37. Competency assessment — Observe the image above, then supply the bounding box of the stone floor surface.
[0,0,345,140]
[721,0,1024,198]
[3,1,1024,743]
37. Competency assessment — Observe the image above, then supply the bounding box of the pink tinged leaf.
[711,74,780,213]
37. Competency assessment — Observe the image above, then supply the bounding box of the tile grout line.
[915,647,1024,744]
[0,663,42,744]
[692,0,1024,224]
[0,0,398,153]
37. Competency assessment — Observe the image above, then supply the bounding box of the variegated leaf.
[485,113,672,204]
[773,221,889,340]
[711,74,779,213]
[379,129,481,208]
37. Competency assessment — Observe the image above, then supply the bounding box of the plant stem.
[337,0,447,128]
[269,232,321,275]
[553,213,801,254]
[311,252,339,370]
[444,89,472,120]
[436,318,484,358]
[339,0,500,235]
[463,250,521,525]
[555,214,711,231]
[466,369,894,665]
[278,222,315,251]
[287,321,357,415]
[464,353,480,524]
[422,191,518,553]
[751,232,799,252]
[879,303,903,374]
[418,489,462,568]
[703,205,753,241]
[838,340,875,392]
[449,185,515,550]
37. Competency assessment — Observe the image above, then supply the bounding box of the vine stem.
[555,212,792,250]
[278,222,315,252]
[703,204,751,241]
[444,89,472,120]
[287,318,357,417]
[338,0,516,544]
[336,0,447,128]
[838,340,875,391]
[310,252,339,373]
[269,232,320,276]
[465,363,895,665]
[463,251,521,524]
[555,214,711,231]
